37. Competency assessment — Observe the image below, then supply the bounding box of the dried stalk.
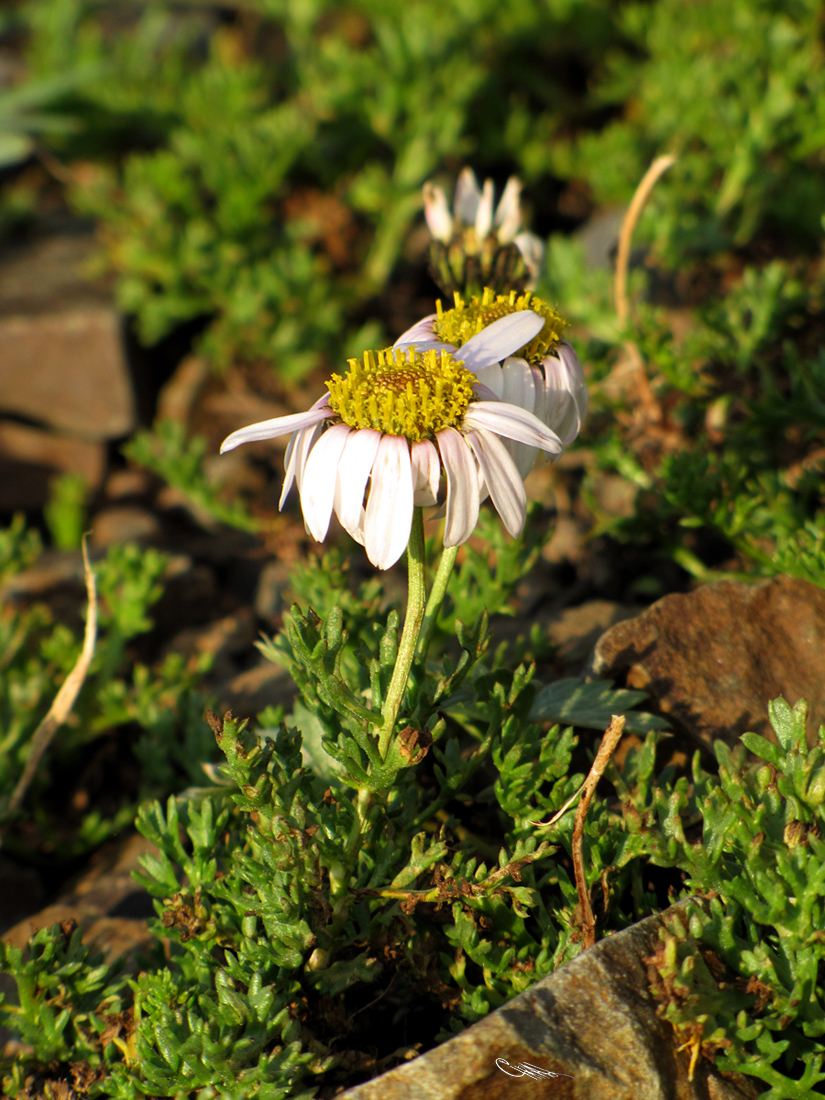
[614,154,676,327]
[7,537,98,817]
[612,155,676,423]
[571,714,626,950]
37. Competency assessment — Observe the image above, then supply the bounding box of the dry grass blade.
[7,535,98,817]
[611,154,676,424]
[572,713,626,950]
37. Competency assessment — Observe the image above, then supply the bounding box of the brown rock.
[340,901,759,1100]
[2,833,156,967]
[545,600,642,663]
[0,419,105,509]
[0,234,134,440]
[589,576,825,748]
[155,354,211,425]
[220,658,297,717]
[0,309,134,439]
[90,505,162,547]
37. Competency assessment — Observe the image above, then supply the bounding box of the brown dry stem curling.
[7,535,98,819]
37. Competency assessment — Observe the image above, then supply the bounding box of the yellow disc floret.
[434,287,568,364]
[326,347,475,443]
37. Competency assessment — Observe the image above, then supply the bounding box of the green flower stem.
[416,543,458,661]
[379,507,426,759]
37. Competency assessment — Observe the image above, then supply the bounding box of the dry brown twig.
[530,714,626,950]
[7,535,98,818]
[610,154,677,423]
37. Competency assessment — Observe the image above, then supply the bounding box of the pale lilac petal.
[514,231,545,284]
[364,436,414,570]
[394,314,439,348]
[459,312,545,373]
[499,356,539,477]
[463,401,562,454]
[280,420,324,508]
[475,178,494,237]
[472,361,504,398]
[423,183,453,242]
[393,338,456,355]
[494,177,523,243]
[436,427,479,547]
[333,428,382,535]
[473,380,501,401]
[300,424,351,542]
[466,429,526,538]
[411,439,441,506]
[542,343,588,445]
[220,397,333,453]
[454,167,481,226]
[500,356,536,414]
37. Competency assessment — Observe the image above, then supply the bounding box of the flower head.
[395,287,588,477]
[423,168,544,298]
[220,313,561,570]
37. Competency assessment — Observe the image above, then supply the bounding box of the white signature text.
[495,1057,574,1080]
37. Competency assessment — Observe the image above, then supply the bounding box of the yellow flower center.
[434,287,568,364]
[326,347,475,443]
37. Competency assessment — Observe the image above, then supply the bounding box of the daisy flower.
[395,287,588,478]
[220,312,561,570]
[424,168,544,296]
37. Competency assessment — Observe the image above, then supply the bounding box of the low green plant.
[640,698,825,1097]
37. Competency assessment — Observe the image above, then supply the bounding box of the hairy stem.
[417,543,458,661]
[379,508,426,758]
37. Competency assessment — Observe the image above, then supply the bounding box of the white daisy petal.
[393,314,439,348]
[463,401,562,454]
[514,231,545,283]
[220,396,332,453]
[475,178,494,238]
[466,428,527,537]
[280,419,324,508]
[423,183,453,242]
[454,167,481,225]
[494,177,523,243]
[542,342,589,445]
[501,356,536,414]
[459,311,545,372]
[333,428,382,535]
[436,427,479,547]
[301,424,352,541]
[472,361,504,398]
[364,436,414,569]
[411,439,441,506]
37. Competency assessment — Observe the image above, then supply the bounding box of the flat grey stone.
[340,903,759,1100]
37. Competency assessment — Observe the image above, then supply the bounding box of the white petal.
[411,439,441,506]
[364,436,414,570]
[494,177,523,243]
[394,314,438,348]
[514,231,545,283]
[463,401,562,454]
[394,338,456,356]
[475,178,494,238]
[542,343,589,445]
[300,424,351,542]
[500,356,536,414]
[333,428,382,535]
[466,428,526,538]
[423,182,453,242]
[280,420,324,508]
[220,397,332,453]
[498,356,538,477]
[459,311,545,373]
[454,167,481,226]
[436,427,479,547]
[472,361,504,398]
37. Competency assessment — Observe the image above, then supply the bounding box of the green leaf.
[530,678,670,733]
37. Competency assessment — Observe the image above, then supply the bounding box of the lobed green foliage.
[637,699,825,1097]
[0,525,216,856]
